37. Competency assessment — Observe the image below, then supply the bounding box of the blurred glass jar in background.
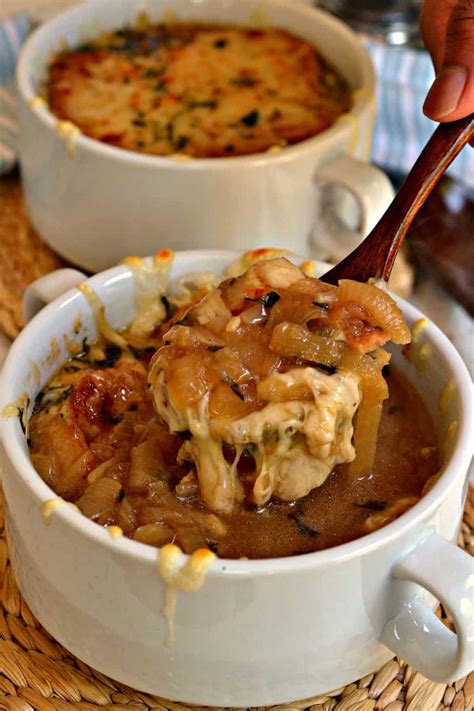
[316,0,423,46]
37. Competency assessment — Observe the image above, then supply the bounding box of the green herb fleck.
[288,513,319,538]
[18,407,27,435]
[241,109,259,127]
[245,291,280,308]
[154,79,168,93]
[174,135,189,151]
[107,415,123,425]
[388,405,402,415]
[128,345,155,360]
[177,429,192,440]
[190,100,218,110]
[143,67,160,78]
[354,500,387,511]
[224,375,245,401]
[55,387,72,405]
[33,391,44,414]
[261,291,280,308]
[161,294,176,319]
[230,76,256,87]
[94,344,122,369]
[63,364,81,373]
[33,386,72,415]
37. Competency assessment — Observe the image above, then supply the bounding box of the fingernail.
[423,65,467,119]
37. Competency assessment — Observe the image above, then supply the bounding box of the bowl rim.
[1,250,472,577]
[16,0,375,170]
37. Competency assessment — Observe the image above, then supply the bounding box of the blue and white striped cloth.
[366,38,473,187]
[0,13,32,174]
[0,10,472,187]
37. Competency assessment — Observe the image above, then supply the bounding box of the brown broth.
[29,345,439,559]
[216,367,439,558]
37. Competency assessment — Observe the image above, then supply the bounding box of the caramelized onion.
[270,322,346,367]
[337,280,410,345]
[76,477,122,521]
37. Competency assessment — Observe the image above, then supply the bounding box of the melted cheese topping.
[443,420,458,453]
[2,393,29,419]
[107,525,123,539]
[2,393,30,436]
[405,318,432,373]
[152,366,360,511]
[226,248,292,278]
[336,112,360,154]
[78,252,184,350]
[29,96,47,109]
[168,272,218,307]
[226,249,319,283]
[122,250,174,341]
[42,498,80,524]
[47,24,350,158]
[162,585,177,647]
[55,119,80,156]
[411,318,428,341]
[28,360,41,385]
[158,544,217,592]
[77,283,128,349]
[415,342,432,372]
[439,378,457,417]
[42,498,64,523]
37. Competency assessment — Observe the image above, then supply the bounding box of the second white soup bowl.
[16,0,394,271]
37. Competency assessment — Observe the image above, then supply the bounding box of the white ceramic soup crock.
[16,0,394,272]
[0,250,473,707]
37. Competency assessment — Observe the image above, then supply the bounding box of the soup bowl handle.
[315,155,395,238]
[23,269,87,324]
[381,532,474,682]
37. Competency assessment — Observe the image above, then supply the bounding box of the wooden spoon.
[321,114,474,285]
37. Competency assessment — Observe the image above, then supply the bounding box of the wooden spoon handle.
[321,114,474,285]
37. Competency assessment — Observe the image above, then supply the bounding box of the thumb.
[423,0,474,122]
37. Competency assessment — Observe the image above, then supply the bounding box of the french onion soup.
[47,21,350,158]
[28,254,439,559]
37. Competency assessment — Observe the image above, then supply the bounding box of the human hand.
[420,0,473,122]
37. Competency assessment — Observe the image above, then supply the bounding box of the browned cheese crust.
[47,24,351,158]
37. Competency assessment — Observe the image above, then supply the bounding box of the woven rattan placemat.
[0,172,66,339]
[0,485,472,711]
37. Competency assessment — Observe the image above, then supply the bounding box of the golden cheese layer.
[47,23,350,158]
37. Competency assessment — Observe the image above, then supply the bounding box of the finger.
[419,0,457,71]
[423,0,474,121]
